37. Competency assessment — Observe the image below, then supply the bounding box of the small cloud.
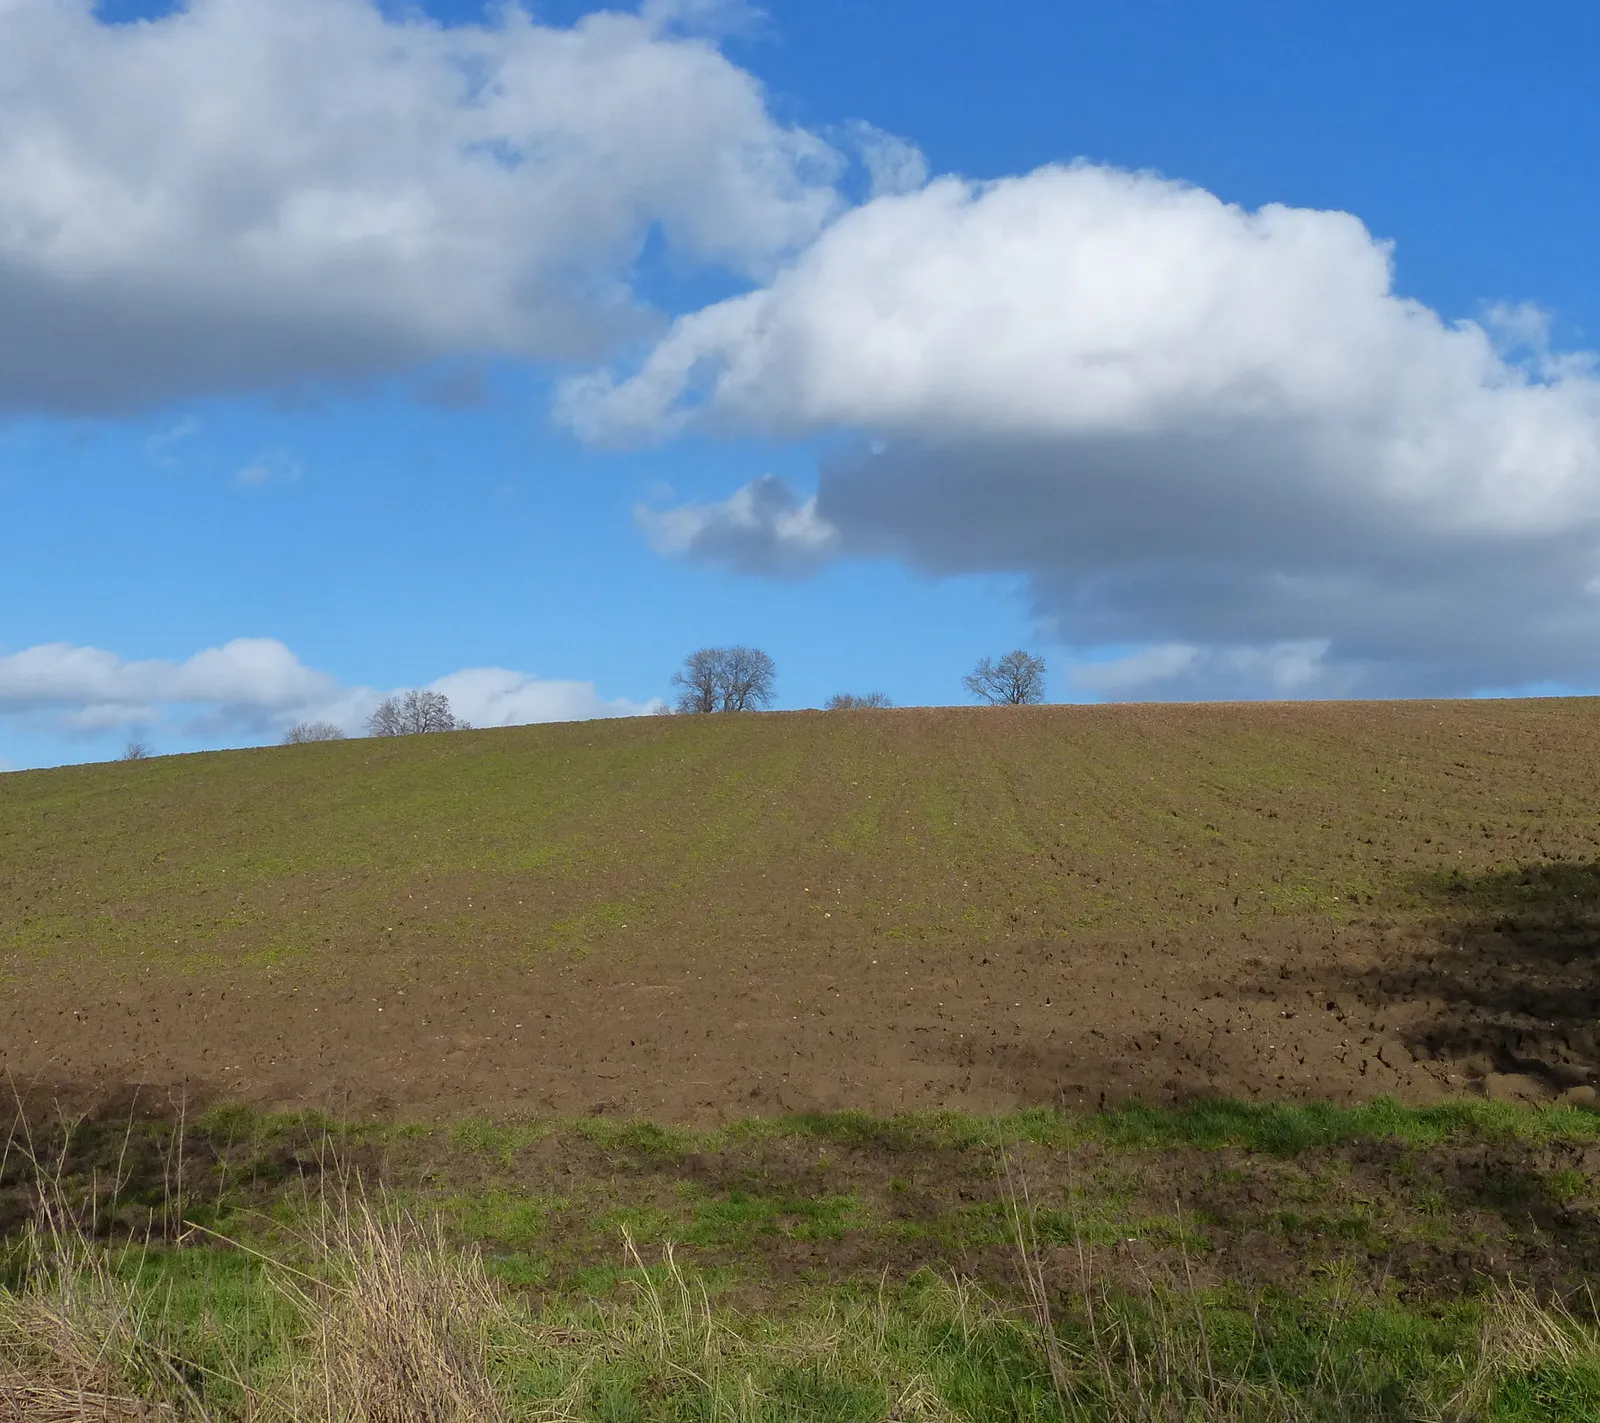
[144,415,199,469]
[235,449,302,489]
[428,667,660,725]
[637,473,840,577]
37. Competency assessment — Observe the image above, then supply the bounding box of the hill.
[4,698,1600,1121]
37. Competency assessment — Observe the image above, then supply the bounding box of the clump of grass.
[1447,1281,1600,1419]
[512,1232,1010,1421]
[256,1186,512,1423]
[0,1184,203,1420]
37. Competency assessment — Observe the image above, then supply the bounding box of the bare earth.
[5,701,1599,1122]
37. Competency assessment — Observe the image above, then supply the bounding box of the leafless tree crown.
[119,740,152,761]
[963,651,1047,706]
[284,720,347,744]
[671,646,776,713]
[366,689,461,736]
[672,648,721,714]
[825,692,893,709]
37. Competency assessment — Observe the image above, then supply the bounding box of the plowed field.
[5,699,1600,1122]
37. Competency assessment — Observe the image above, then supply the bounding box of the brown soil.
[0,920,1497,1121]
[4,700,1600,1123]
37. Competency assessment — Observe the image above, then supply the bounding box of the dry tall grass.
[3,1137,1599,1421]
[260,1192,510,1423]
[0,1191,189,1421]
[514,1227,966,1422]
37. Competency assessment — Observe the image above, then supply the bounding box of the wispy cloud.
[143,416,199,470]
[235,449,302,489]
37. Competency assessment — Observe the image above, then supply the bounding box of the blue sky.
[3,0,1598,767]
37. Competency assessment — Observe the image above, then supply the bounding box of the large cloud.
[566,164,1600,697]
[0,0,840,412]
[0,637,654,741]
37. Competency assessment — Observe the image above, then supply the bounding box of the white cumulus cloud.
[0,637,655,743]
[0,638,338,729]
[428,667,658,726]
[0,0,841,412]
[566,162,1600,697]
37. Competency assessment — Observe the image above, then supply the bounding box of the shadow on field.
[1345,861,1600,1090]
[0,1087,330,1245]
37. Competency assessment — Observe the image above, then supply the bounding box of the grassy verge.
[5,1098,1600,1418]
[5,1180,1600,1420]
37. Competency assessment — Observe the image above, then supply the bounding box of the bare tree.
[671,647,777,713]
[367,689,460,736]
[825,692,893,709]
[963,651,1047,706]
[671,648,723,715]
[719,646,776,711]
[284,720,346,744]
[119,740,152,761]
[368,697,405,737]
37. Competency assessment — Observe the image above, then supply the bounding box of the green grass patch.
[8,1215,1600,1421]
